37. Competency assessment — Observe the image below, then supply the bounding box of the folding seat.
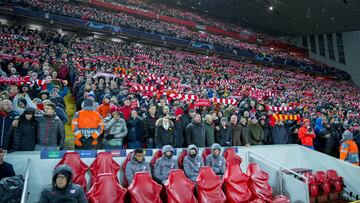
[87,173,127,203]
[271,195,290,203]
[122,151,134,187]
[177,149,187,169]
[164,169,197,203]
[224,148,242,166]
[196,166,226,203]
[315,171,331,195]
[128,171,163,203]
[56,152,88,192]
[150,150,163,173]
[303,172,319,198]
[247,163,272,202]
[201,148,212,163]
[223,163,252,203]
[326,170,343,193]
[90,152,120,186]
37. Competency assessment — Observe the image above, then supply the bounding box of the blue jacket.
[126,118,144,142]
[314,118,325,136]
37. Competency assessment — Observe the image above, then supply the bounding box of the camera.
[307,127,312,133]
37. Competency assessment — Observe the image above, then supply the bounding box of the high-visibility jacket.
[340,140,359,166]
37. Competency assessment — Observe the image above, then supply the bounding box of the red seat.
[177,149,187,169]
[56,152,88,192]
[224,148,242,166]
[247,163,272,202]
[326,170,343,193]
[272,195,290,203]
[196,166,226,203]
[128,172,163,203]
[303,172,319,197]
[201,148,212,163]
[90,152,120,187]
[223,164,252,203]
[87,173,127,203]
[122,151,134,187]
[165,169,197,203]
[151,150,163,168]
[315,171,331,195]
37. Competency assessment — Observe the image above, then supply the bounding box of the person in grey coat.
[154,145,178,184]
[104,111,128,148]
[185,114,206,147]
[205,143,226,176]
[183,144,204,182]
[38,164,87,203]
[125,148,151,184]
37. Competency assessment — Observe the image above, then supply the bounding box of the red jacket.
[298,126,316,146]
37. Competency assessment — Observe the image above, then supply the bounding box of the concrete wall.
[294,31,360,85]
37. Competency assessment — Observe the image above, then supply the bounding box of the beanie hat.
[175,107,184,116]
[83,99,94,108]
[342,130,353,141]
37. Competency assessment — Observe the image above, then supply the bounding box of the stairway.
[64,92,76,150]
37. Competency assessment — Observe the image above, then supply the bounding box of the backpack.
[0,175,24,203]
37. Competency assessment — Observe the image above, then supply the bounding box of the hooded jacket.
[298,124,316,147]
[154,145,178,183]
[104,115,128,147]
[204,121,215,147]
[205,143,226,175]
[185,121,206,147]
[183,145,204,182]
[125,153,151,184]
[143,113,157,140]
[97,97,111,119]
[38,165,87,203]
[154,118,175,148]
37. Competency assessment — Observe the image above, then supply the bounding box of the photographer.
[298,119,316,149]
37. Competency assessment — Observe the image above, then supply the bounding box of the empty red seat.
[223,164,252,203]
[247,163,272,202]
[196,166,226,203]
[87,173,127,203]
[151,150,163,168]
[56,152,88,192]
[122,151,134,187]
[303,172,319,197]
[128,172,163,203]
[177,149,187,169]
[315,171,331,195]
[326,170,343,193]
[165,169,197,203]
[201,148,212,163]
[224,148,242,166]
[272,195,290,203]
[90,152,120,186]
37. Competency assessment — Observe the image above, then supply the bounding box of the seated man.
[183,144,203,182]
[0,148,15,180]
[125,148,151,184]
[154,145,178,184]
[38,164,87,203]
[205,143,226,176]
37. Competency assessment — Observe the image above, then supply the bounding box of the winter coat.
[240,124,251,145]
[0,162,15,181]
[97,102,111,119]
[261,125,272,145]
[0,111,18,148]
[38,165,87,203]
[204,122,215,147]
[185,122,206,147]
[183,145,204,182]
[298,125,316,147]
[37,114,65,149]
[173,118,185,147]
[154,145,178,183]
[125,154,151,184]
[205,144,226,175]
[230,123,242,146]
[105,116,128,147]
[143,113,157,140]
[154,118,175,148]
[249,123,265,145]
[126,118,144,143]
[271,125,289,144]
[4,119,38,152]
[216,124,231,146]
[12,94,36,115]
[340,140,359,166]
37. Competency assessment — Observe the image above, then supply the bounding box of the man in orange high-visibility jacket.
[72,99,104,150]
[340,131,359,166]
[298,119,316,149]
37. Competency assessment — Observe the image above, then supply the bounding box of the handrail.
[20,158,31,203]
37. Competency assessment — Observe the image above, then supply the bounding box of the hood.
[162,145,174,154]
[342,130,353,141]
[52,164,73,187]
[187,144,198,155]
[315,118,323,127]
[211,143,222,152]
[155,117,174,128]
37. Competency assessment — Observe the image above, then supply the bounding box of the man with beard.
[229,115,241,146]
[185,113,206,147]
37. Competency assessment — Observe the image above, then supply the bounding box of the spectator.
[4,107,37,152]
[185,113,206,147]
[183,144,203,182]
[155,117,174,148]
[97,94,111,119]
[143,105,157,148]
[322,122,341,157]
[230,115,241,146]
[239,117,251,147]
[12,93,36,115]
[205,143,226,176]
[271,119,289,145]
[72,99,104,150]
[339,131,359,166]
[154,145,178,184]
[126,110,144,149]
[0,148,15,181]
[104,111,128,149]
[249,117,265,145]
[43,100,68,124]
[118,97,133,121]
[38,164,88,203]
[0,100,18,148]
[173,107,185,147]
[216,117,231,146]
[259,118,272,145]
[298,119,316,149]
[204,114,215,147]
[125,148,151,184]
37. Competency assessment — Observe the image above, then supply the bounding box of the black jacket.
[0,162,15,181]
[4,119,38,152]
[127,118,144,142]
[185,121,206,147]
[216,125,231,146]
[173,118,185,147]
[154,118,175,148]
[143,114,157,140]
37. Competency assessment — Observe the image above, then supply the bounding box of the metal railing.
[20,158,31,203]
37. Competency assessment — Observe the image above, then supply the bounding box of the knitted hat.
[83,99,94,108]
[175,107,184,116]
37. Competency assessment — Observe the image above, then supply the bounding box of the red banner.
[0,76,30,84]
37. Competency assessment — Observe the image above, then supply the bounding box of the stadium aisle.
[64,92,75,150]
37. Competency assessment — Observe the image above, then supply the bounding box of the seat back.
[196,166,226,203]
[272,195,290,203]
[90,152,120,186]
[177,149,187,169]
[165,169,197,203]
[56,152,88,192]
[247,163,272,201]
[122,151,134,187]
[315,171,331,195]
[224,148,242,166]
[128,172,163,203]
[87,173,127,203]
[223,164,252,203]
[303,172,319,197]
[326,170,343,192]
[201,148,212,163]
[151,150,163,168]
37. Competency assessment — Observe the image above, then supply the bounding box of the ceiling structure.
[154,0,360,36]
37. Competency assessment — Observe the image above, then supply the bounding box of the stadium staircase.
[64,92,76,150]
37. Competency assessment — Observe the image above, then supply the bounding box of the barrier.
[20,158,31,203]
